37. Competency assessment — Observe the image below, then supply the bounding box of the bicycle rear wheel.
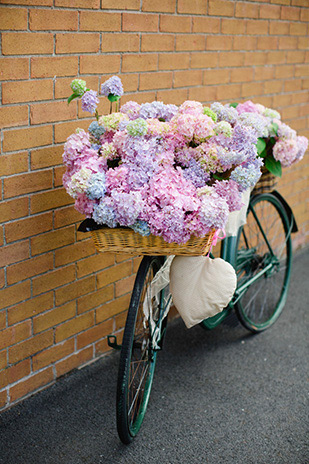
[116,255,165,444]
[235,192,292,333]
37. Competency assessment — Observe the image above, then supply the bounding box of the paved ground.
[0,251,308,464]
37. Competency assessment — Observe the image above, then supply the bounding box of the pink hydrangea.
[273,139,298,167]
[178,100,204,115]
[74,193,95,217]
[236,100,260,114]
[193,114,215,142]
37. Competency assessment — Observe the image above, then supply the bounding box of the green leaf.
[67,93,80,104]
[270,122,278,136]
[256,138,266,155]
[107,93,120,102]
[212,173,225,181]
[265,156,282,177]
[229,102,239,108]
[259,148,267,158]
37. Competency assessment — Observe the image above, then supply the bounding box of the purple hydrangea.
[81,90,99,114]
[86,172,106,200]
[92,198,117,227]
[101,76,123,98]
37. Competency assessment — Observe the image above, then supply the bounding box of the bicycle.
[79,188,296,444]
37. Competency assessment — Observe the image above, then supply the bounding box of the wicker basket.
[90,227,216,256]
[252,167,279,195]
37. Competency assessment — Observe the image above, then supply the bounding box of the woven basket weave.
[90,227,216,256]
[252,167,279,195]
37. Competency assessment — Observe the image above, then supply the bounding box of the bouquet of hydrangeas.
[224,100,308,178]
[63,76,271,245]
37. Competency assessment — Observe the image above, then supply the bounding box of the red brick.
[275,65,295,79]
[115,274,135,298]
[139,71,173,90]
[55,275,96,306]
[0,321,31,351]
[207,36,233,51]
[31,226,75,256]
[242,81,265,97]
[208,1,235,16]
[279,36,298,50]
[30,101,76,125]
[77,253,114,279]
[217,83,242,101]
[246,19,269,35]
[257,36,279,50]
[31,146,63,170]
[77,285,114,314]
[0,350,7,371]
[29,9,78,31]
[76,318,113,349]
[101,33,139,52]
[235,3,259,18]
[156,88,188,105]
[80,55,120,74]
[159,14,191,33]
[55,346,92,378]
[0,359,31,390]
[96,294,131,322]
[0,153,28,177]
[55,311,95,343]
[159,52,190,70]
[192,17,220,33]
[231,67,254,83]
[259,4,281,19]
[243,51,267,66]
[269,21,289,35]
[295,64,309,77]
[203,69,230,85]
[31,189,73,214]
[55,0,99,6]
[56,33,100,54]
[190,52,218,69]
[300,8,309,21]
[290,22,307,36]
[6,253,54,286]
[298,37,309,50]
[122,54,158,72]
[234,36,258,51]
[219,52,245,68]
[7,293,54,326]
[174,70,203,87]
[281,6,300,20]
[0,311,5,330]
[3,125,53,152]
[285,79,302,92]
[177,0,207,14]
[100,0,140,8]
[32,339,75,371]
[3,170,53,199]
[0,8,28,30]
[0,390,7,409]
[176,34,205,51]
[255,66,275,81]
[80,11,121,31]
[0,281,31,311]
[267,51,286,65]
[141,34,175,52]
[0,105,28,129]
[96,261,132,289]
[0,57,29,81]
[9,330,53,364]
[33,265,76,296]
[0,271,4,290]
[95,337,113,356]
[9,367,54,403]
[2,32,53,55]
[221,18,246,35]
[123,13,159,32]
[55,239,95,267]
[1,0,52,4]
[2,80,53,105]
[33,301,76,334]
[142,0,176,13]
[188,85,217,103]
[31,56,79,78]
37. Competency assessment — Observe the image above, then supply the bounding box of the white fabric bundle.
[170,256,237,328]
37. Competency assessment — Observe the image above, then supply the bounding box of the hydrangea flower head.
[88,121,105,140]
[86,172,106,200]
[203,107,217,122]
[178,100,203,115]
[70,79,87,96]
[120,101,141,120]
[214,121,232,137]
[273,139,298,167]
[126,118,148,137]
[236,100,259,114]
[99,113,129,131]
[81,90,99,114]
[101,76,123,99]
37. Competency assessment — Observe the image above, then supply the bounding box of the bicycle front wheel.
[235,193,292,333]
[116,255,165,444]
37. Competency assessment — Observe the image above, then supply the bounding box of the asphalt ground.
[0,250,308,464]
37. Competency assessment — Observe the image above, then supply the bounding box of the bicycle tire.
[235,192,292,333]
[116,255,165,444]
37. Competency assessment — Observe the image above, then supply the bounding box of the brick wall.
[0,0,308,411]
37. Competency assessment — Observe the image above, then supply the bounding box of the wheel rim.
[236,195,292,331]
[127,260,160,437]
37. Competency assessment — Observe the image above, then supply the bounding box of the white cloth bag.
[170,256,237,328]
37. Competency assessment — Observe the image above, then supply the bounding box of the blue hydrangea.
[139,101,178,121]
[230,159,262,192]
[88,121,105,140]
[131,220,151,236]
[92,200,117,227]
[86,172,106,200]
[210,102,238,124]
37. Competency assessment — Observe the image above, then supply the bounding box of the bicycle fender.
[271,190,298,233]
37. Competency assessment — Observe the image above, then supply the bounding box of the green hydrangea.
[214,121,232,137]
[70,79,87,96]
[126,118,148,137]
[203,107,217,123]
